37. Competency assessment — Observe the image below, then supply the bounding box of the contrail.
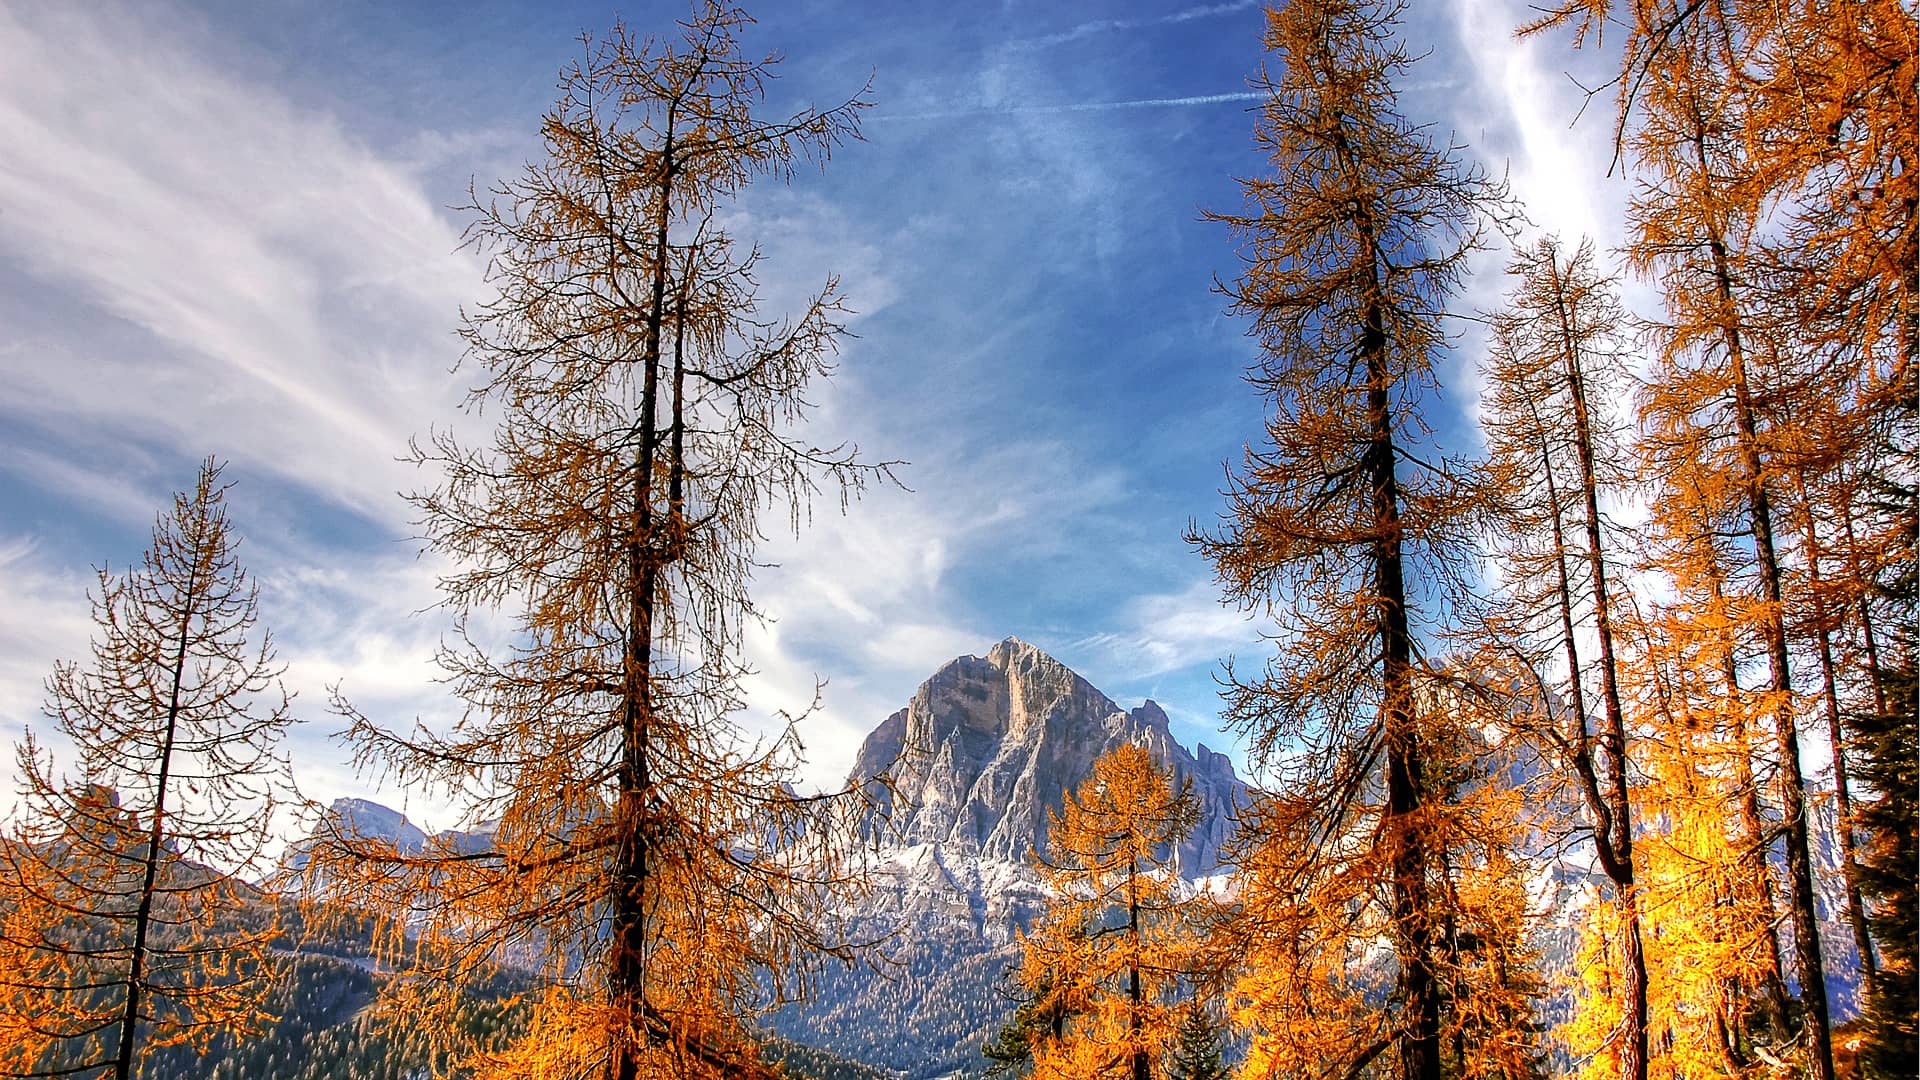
[1009,0,1264,51]
[874,77,1463,123]
[875,90,1267,123]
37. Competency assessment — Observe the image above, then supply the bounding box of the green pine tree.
[983,968,1074,1078]
[1850,655,1918,1078]
[1164,1001,1226,1080]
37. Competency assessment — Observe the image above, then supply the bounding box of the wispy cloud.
[876,90,1266,123]
[0,2,479,532]
[1439,0,1647,436]
[0,0,1315,822]
[0,1,483,823]
[1071,577,1266,681]
[0,539,96,806]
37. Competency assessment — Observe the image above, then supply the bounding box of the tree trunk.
[115,529,204,1080]
[1700,182,1834,1080]
[1717,640,1795,1043]
[1547,262,1650,1080]
[1129,853,1147,1080]
[1796,491,1878,979]
[611,101,677,1080]
[1364,287,1438,1080]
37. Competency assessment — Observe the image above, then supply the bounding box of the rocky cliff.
[849,636,1246,878]
[767,638,1250,1077]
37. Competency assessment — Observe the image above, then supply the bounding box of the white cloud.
[0,2,480,531]
[0,1,484,825]
[1441,0,1654,435]
[0,0,1301,826]
[0,540,100,821]
[1072,576,1265,681]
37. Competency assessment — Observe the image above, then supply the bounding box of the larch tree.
[1477,235,1649,1080]
[1735,0,1914,420]
[1568,593,1787,1074]
[1743,0,1915,996]
[0,459,296,1080]
[1015,743,1200,1080]
[1193,0,1504,1076]
[1634,425,1802,1052]
[304,6,889,1079]
[0,835,57,1073]
[1520,1,1834,1071]
[1782,465,1879,984]
[1521,1,1916,1074]
[1219,689,1543,1080]
[1625,19,1837,1076]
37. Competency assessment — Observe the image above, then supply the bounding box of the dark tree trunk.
[611,102,677,1080]
[115,527,206,1080]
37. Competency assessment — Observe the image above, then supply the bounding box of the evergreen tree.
[984,968,1079,1079]
[1850,656,1918,1077]
[1162,1001,1224,1080]
[1848,461,1917,1077]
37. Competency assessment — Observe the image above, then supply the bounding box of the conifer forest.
[0,2,1912,1079]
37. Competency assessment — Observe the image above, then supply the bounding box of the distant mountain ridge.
[767,638,1250,1077]
[292,638,1869,1079]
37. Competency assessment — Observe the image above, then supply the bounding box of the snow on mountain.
[324,798,429,854]
[297,639,1863,1077]
[772,638,1252,1077]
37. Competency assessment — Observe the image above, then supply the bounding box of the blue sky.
[0,0,1634,825]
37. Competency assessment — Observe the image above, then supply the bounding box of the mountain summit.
[849,636,1245,877]
[766,639,1250,1077]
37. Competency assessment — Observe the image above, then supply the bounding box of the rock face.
[848,637,1247,879]
[325,798,429,854]
[766,639,1250,1078]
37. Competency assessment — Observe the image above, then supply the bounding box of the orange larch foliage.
[1518,3,1915,1073]
[301,6,889,1079]
[1017,744,1201,1080]
[1195,1,1510,1076]
[0,460,295,1080]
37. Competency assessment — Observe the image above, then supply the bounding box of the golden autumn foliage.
[1517,2,1917,1076]
[301,5,886,1079]
[0,854,55,1072]
[1222,687,1543,1080]
[0,3,1907,1080]
[0,460,295,1080]
[1559,606,1792,1078]
[1015,743,1201,1080]
[1196,1,1513,1076]
[1477,237,1652,1080]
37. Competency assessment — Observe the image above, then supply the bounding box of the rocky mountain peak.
[324,798,427,853]
[849,638,1246,876]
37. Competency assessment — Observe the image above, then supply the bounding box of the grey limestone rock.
[849,636,1248,879]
